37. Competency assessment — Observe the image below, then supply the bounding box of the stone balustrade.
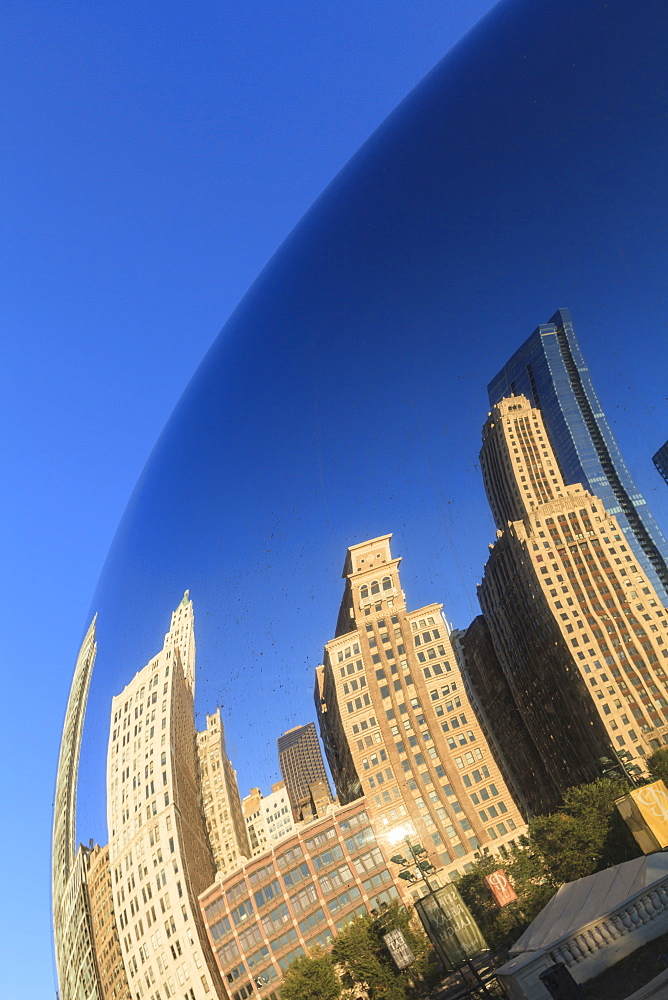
[496,873,668,1000]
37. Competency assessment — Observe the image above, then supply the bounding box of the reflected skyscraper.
[488,308,668,606]
[277,722,333,821]
[106,594,224,1000]
[53,617,104,1000]
[478,395,668,812]
[315,536,526,880]
[196,708,250,874]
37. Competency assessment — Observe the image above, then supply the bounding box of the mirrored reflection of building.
[53,617,103,1000]
[277,722,333,821]
[88,844,132,1000]
[653,441,668,489]
[488,309,668,606]
[106,593,225,1000]
[199,798,403,1000]
[196,709,250,876]
[242,783,297,858]
[315,536,526,881]
[478,395,668,812]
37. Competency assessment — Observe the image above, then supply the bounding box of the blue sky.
[0,3,501,996]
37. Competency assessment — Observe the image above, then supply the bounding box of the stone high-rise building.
[52,616,104,1000]
[277,722,333,821]
[106,594,224,1000]
[88,844,131,1000]
[196,708,250,875]
[315,536,526,881]
[478,395,668,812]
[488,308,668,606]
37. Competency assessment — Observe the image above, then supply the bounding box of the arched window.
[370,580,380,595]
[360,585,369,599]
[382,577,392,591]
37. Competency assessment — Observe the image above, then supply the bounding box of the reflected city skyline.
[52,0,668,996]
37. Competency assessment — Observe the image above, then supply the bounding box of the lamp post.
[389,836,494,994]
[597,748,643,787]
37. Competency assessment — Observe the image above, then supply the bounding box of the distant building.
[52,616,103,1000]
[653,441,668,488]
[196,709,250,875]
[488,308,668,606]
[199,798,403,1000]
[106,594,224,1000]
[242,782,297,857]
[277,723,333,821]
[478,395,668,811]
[315,536,526,882]
[88,844,131,1000]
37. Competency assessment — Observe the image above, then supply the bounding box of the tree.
[647,748,668,786]
[281,949,342,1000]
[331,901,438,1000]
[529,777,639,883]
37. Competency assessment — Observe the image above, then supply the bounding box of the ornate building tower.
[488,308,668,605]
[196,707,250,875]
[478,396,668,811]
[315,535,526,881]
[106,595,224,1000]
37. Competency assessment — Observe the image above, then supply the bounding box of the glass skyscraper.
[653,441,668,488]
[488,308,668,606]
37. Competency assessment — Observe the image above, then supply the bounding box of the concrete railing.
[496,875,668,1000]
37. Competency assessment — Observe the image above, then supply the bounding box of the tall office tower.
[196,708,250,875]
[653,441,668,488]
[53,616,103,1000]
[88,844,132,1000]
[453,618,560,817]
[488,308,668,606]
[478,395,668,811]
[315,536,526,880]
[106,598,224,1000]
[277,723,333,820]
[164,589,196,696]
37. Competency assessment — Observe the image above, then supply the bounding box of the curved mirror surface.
[53,1,668,998]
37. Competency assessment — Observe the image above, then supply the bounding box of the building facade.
[199,798,402,1000]
[315,536,526,882]
[88,843,132,1000]
[478,396,668,811]
[488,308,668,606]
[653,441,668,488]
[242,783,297,858]
[53,616,103,1000]
[196,709,250,876]
[277,722,333,821]
[106,595,224,1000]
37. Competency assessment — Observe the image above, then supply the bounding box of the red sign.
[485,869,517,907]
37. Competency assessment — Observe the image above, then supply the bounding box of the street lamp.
[389,836,494,994]
[597,749,643,787]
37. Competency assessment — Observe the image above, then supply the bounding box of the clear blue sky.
[0,3,500,996]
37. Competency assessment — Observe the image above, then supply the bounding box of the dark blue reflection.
[77,0,668,843]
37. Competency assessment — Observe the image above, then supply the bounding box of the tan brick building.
[196,709,250,876]
[315,536,526,881]
[199,798,402,1000]
[88,844,132,1000]
[476,395,668,811]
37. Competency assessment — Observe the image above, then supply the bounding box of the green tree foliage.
[529,777,639,883]
[647,748,668,786]
[457,778,641,951]
[281,949,342,1000]
[330,901,439,1000]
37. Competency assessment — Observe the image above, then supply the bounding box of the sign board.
[382,928,415,970]
[414,883,487,967]
[616,780,668,853]
[484,869,517,907]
